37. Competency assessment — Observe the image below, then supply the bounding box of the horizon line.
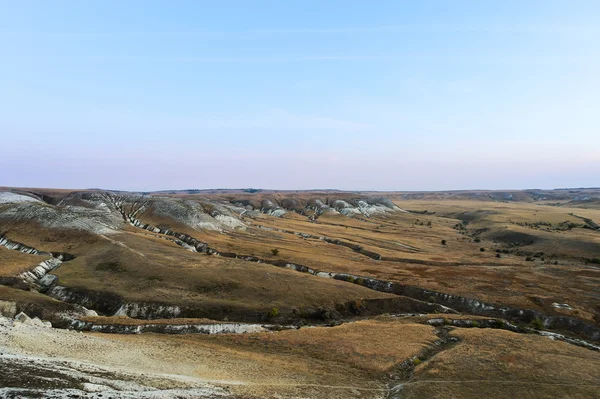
[2,185,600,194]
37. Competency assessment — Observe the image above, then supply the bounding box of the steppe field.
[1,187,599,398]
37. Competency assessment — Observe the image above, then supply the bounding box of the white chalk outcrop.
[0,314,230,398]
[0,192,42,204]
[0,200,122,235]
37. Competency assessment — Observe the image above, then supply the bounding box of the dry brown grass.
[97,318,438,396]
[0,246,44,276]
[51,230,396,318]
[2,189,600,398]
[402,327,600,398]
[2,192,599,324]
[203,319,438,374]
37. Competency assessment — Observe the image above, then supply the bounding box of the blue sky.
[1,0,599,191]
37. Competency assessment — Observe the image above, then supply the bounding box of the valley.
[1,187,599,398]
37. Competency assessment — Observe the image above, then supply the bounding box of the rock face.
[0,236,72,291]
[103,193,251,233]
[0,236,51,256]
[71,321,269,335]
[48,286,125,316]
[1,191,405,251]
[20,258,63,286]
[113,303,182,319]
[0,194,123,235]
[227,195,404,218]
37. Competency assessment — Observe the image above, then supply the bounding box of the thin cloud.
[5,54,598,66]
[3,24,598,38]
[250,24,600,34]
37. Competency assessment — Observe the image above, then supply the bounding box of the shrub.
[517,322,528,331]
[480,247,485,252]
[412,358,422,366]
[474,237,481,243]
[441,240,447,245]
[496,253,501,258]
[525,256,534,261]
[350,299,365,313]
[268,307,279,318]
[271,248,279,256]
[530,318,545,330]
[471,321,480,328]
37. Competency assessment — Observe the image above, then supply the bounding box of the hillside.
[1,187,599,398]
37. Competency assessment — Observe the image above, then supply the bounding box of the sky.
[1,0,599,191]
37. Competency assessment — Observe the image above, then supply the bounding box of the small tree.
[268,307,279,318]
[530,318,545,330]
[271,248,279,256]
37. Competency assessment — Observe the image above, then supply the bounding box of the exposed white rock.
[316,271,335,279]
[0,236,49,255]
[269,209,287,217]
[15,311,31,323]
[18,257,63,286]
[552,302,573,310]
[0,191,41,204]
[13,313,51,328]
[87,322,268,335]
[0,351,228,398]
[30,317,52,328]
[0,201,121,235]
[538,330,600,351]
[0,387,227,398]
[356,200,395,217]
[215,214,246,229]
[82,383,113,392]
[114,303,182,318]
[339,207,362,216]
